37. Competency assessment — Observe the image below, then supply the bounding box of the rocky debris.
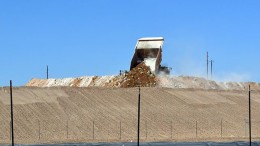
[104,75,125,88]
[120,62,157,88]
[69,78,83,87]
[104,62,157,88]
[26,68,260,90]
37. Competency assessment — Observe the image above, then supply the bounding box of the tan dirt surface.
[1,87,260,144]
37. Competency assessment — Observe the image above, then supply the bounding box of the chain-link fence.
[1,118,259,143]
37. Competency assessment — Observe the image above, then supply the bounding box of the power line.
[47,65,49,79]
[206,52,209,79]
[210,60,214,80]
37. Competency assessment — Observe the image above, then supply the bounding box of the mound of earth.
[120,63,157,87]
[26,65,260,91]
[104,62,157,88]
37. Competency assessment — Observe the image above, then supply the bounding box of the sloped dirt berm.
[1,87,260,144]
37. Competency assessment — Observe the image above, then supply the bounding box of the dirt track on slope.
[1,87,260,144]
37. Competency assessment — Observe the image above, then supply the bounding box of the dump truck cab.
[130,37,166,74]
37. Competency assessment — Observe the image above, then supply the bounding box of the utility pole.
[207,52,209,79]
[10,80,14,146]
[137,86,141,146]
[47,65,49,79]
[210,60,214,80]
[249,85,251,146]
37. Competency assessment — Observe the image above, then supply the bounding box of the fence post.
[108,123,109,140]
[119,121,121,140]
[38,119,40,140]
[10,80,14,146]
[67,120,69,139]
[145,120,147,140]
[196,121,198,138]
[171,120,173,139]
[93,121,95,140]
[221,119,223,138]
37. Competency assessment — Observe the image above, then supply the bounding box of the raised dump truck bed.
[130,37,170,74]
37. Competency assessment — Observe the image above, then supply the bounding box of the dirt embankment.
[26,63,260,91]
[26,63,157,88]
[1,87,260,144]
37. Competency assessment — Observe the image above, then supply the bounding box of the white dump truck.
[130,37,171,74]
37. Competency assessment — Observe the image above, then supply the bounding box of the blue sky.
[0,0,260,86]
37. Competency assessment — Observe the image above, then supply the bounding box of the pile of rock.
[120,63,157,88]
[27,62,157,88]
